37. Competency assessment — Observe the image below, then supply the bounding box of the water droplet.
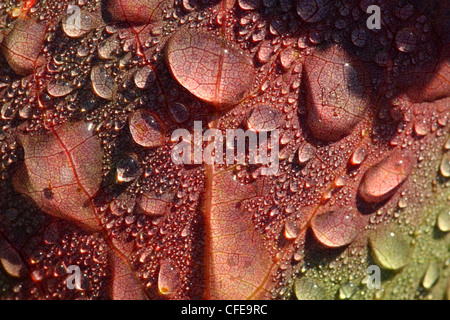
[104,0,164,24]
[169,102,190,123]
[304,45,369,141]
[128,109,165,148]
[134,66,155,89]
[136,191,172,216]
[351,27,367,47]
[422,260,440,290]
[439,153,450,177]
[444,137,450,150]
[257,41,274,63]
[62,6,94,38]
[369,229,411,270]
[396,27,418,53]
[279,47,298,69]
[91,65,116,100]
[0,237,26,278]
[339,282,355,299]
[46,80,75,97]
[311,208,359,247]
[437,209,450,232]
[98,35,120,59]
[414,118,430,136]
[358,152,414,203]
[2,18,46,75]
[246,105,283,132]
[350,145,368,165]
[298,142,315,164]
[296,0,329,23]
[165,29,255,109]
[238,0,260,10]
[116,154,140,182]
[284,220,300,240]
[294,278,329,300]
[158,260,181,297]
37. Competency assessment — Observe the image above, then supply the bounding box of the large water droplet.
[0,237,26,278]
[298,142,315,164]
[91,65,116,100]
[310,208,359,247]
[46,80,75,97]
[98,35,120,60]
[165,29,255,109]
[422,260,440,290]
[439,153,450,177]
[62,5,95,38]
[246,105,283,132]
[2,18,47,75]
[129,110,165,148]
[396,27,418,53]
[103,0,164,24]
[369,229,411,270]
[284,220,300,240]
[350,145,368,165]
[304,45,369,141]
[294,278,329,300]
[116,154,140,183]
[158,260,181,297]
[296,0,329,23]
[136,191,172,215]
[134,66,155,89]
[437,209,450,232]
[339,282,355,299]
[358,152,414,203]
[169,102,190,123]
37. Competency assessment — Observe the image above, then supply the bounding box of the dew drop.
[395,27,418,53]
[246,105,282,132]
[128,109,165,148]
[136,191,172,216]
[339,282,355,299]
[134,66,155,89]
[296,0,329,23]
[298,142,315,164]
[304,45,369,141]
[2,18,47,75]
[62,6,94,38]
[91,65,116,100]
[294,278,328,300]
[284,220,300,240]
[350,145,368,165]
[358,152,414,203]
[158,260,181,297]
[238,0,260,10]
[439,153,450,178]
[98,35,120,60]
[422,260,440,290]
[169,102,190,123]
[369,229,411,270]
[310,208,359,248]
[165,29,255,108]
[0,237,26,278]
[414,118,430,136]
[116,154,140,183]
[46,80,75,97]
[437,209,450,232]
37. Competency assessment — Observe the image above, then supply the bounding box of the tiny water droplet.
[350,145,368,165]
